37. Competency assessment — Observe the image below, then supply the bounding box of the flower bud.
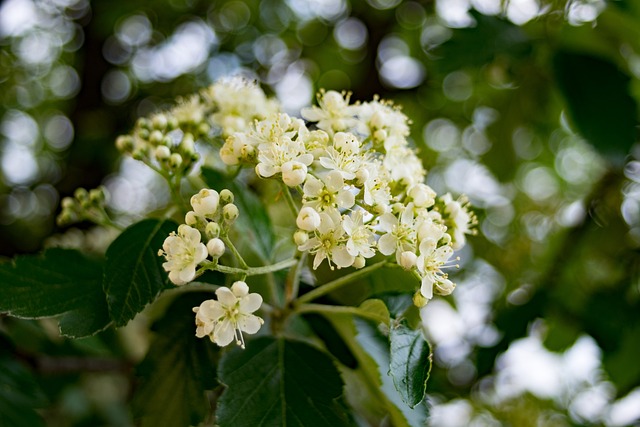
[181,133,195,155]
[74,188,89,202]
[137,117,151,130]
[61,196,76,210]
[281,161,308,187]
[185,211,198,226]
[149,130,164,145]
[220,142,239,165]
[296,207,321,231]
[409,184,436,208]
[219,189,234,204]
[293,230,308,246]
[152,114,168,130]
[205,221,221,239]
[353,256,366,269]
[169,153,183,169]
[399,251,417,270]
[89,187,106,204]
[207,238,225,258]
[191,189,220,217]
[116,135,134,152]
[223,203,239,222]
[373,129,387,142]
[413,290,429,308]
[334,132,360,152]
[155,145,171,161]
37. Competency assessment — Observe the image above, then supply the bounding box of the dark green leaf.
[389,321,432,409]
[201,167,275,260]
[0,249,110,338]
[303,313,358,369]
[103,218,177,326]
[0,341,47,427]
[133,292,219,427]
[554,50,638,155]
[216,337,352,427]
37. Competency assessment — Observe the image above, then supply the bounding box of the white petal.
[325,171,344,192]
[215,287,238,307]
[213,320,235,347]
[195,243,208,263]
[178,266,196,283]
[238,314,262,334]
[303,175,323,196]
[420,276,434,300]
[256,162,277,178]
[239,293,263,313]
[332,247,355,268]
[337,190,355,209]
[378,233,397,256]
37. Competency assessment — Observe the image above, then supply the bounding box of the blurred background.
[1,0,640,425]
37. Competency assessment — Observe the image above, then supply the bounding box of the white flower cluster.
[158,187,239,285]
[220,90,475,303]
[193,281,263,349]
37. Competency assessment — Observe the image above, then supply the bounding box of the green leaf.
[389,321,432,409]
[216,337,352,427]
[0,356,47,427]
[133,292,219,427]
[554,50,638,155]
[103,218,177,326]
[0,248,111,338]
[201,167,275,260]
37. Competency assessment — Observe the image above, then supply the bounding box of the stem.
[285,251,306,305]
[295,260,387,306]
[281,182,299,219]
[198,258,298,277]
[295,303,388,324]
[222,236,249,269]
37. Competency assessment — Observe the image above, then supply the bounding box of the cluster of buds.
[219,89,476,305]
[158,188,239,285]
[57,186,111,227]
[115,110,199,178]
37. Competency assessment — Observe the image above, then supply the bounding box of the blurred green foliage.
[1,0,640,425]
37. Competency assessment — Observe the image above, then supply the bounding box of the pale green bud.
[169,153,183,169]
[149,130,164,145]
[205,221,221,239]
[293,230,308,246]
[152,114,168,130]
[353,256,366,269]
[223,203,239,222]
[206,238,225,258]
[155,145,171,161]
[413,291,428,308]
[219,189,234,204]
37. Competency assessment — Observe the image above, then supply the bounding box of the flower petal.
[238,314,262,334]
[215,287,238,307]
[239,293,263,313]
[213,320,235,347]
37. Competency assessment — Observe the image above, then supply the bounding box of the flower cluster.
[57,186,111,227]
[158,187,239,285]
[193,281,263,349]
[220,90,476,303]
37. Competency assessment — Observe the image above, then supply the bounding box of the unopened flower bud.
[399,251,417,270]
[409,184,436,208]
[167,116,179,130]
[149,130,164,145]
[333,132,359,152]
[137,117,151,130]
[89,187,105,204]
[293,230,308,246]
[223,203,239,222]
[74,188,89,202]
[185,211,198,226]
[219,189,234,204]
[296,207,321,231]
[413,290,429,308]
[155,145,171,161]
[116,135,134,152]
[373,129,387,141]
[152,114,168,130]
[181,133,195,155]
[205,221,221,239]
[169,153,183,169]
[220,143,239,165]
[137,128,150,140]
[207,238,225,258]
[353,256,366,269]
[61,196,76,210]
[191,189,220,217]
[281,161,308,187]
[198,122,210,136]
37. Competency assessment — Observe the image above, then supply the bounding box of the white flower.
[318,132,365,180]
[190,189,220,217]
[297,206,321,231]
[408,184,436,208]
[342,210,376,258]
[302,171,355,213]
[301,90,358,134]
[383,139,425,187]
[221,132,257,165]
[356,99,410,140]
[441,193,474,250]
[160,224,208,285]
[207,238,225,258]
[297,210,354,269]
[415,239,455,300]
[193,281,264,348]
[377,203,418,259]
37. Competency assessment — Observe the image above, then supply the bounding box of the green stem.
[294,303,388,324]
[285,251,306,305]
[198,258,298,277]
[222,236,249,269]
[295,260,387,305]
[281,182,299,219]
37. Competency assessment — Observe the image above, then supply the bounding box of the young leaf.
[103,218,177,326]
[201,167,275,260]
[388,321,432,409]
[0,248,111,338]
[133,292,219,427]
[216,337,352,427]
